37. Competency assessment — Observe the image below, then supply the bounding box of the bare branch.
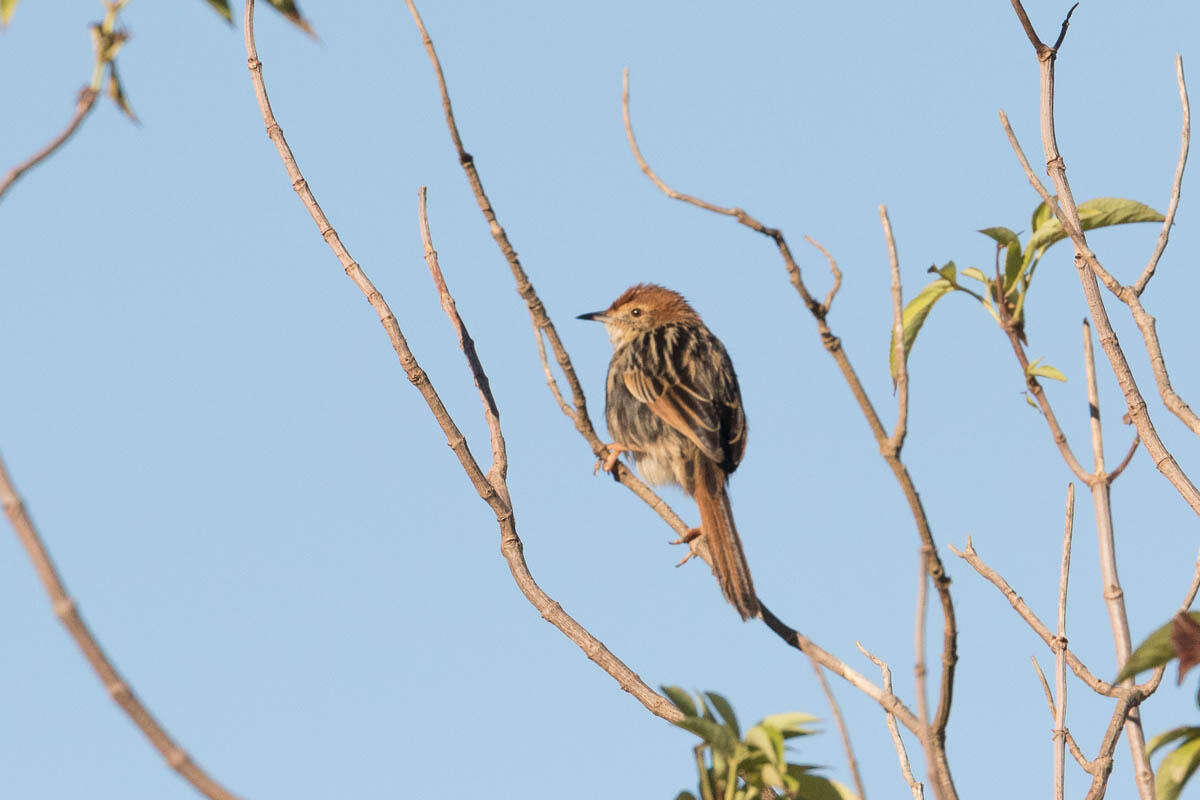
[1178,547,1200,615]
[914,547,930,733]
[805,235,843,312]
[0,87,99,205]
[758,604,921,734]
[1054,483,1075,800]
[1067,731,1092,776]
[808,657,867,800]
[244,0,681,726]
[1051,3,1080,53]
[402,0,710,573]
[1033,656,1054,711]
[999,110,1053,202]
[0,453,243,800]
[995,293,1091,482]
[1083,696,1133,800]
[1033,658,1092,773]
[1106,433,1140,484]
[404,0,600,451]
[1134,55,1190,295]
[857,643,924,800]
[418,187,509,497]
[950,538,1118,697]
[622,69,822,315]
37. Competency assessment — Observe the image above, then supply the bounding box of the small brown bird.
[578,284,759,620]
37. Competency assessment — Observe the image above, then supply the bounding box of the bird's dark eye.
[630,308,642,317]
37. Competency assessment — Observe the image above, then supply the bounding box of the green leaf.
[677,717,739,758]
[1149,727,1200,758]
[791,773,859,800]
[204,0,234,23]
[888,277,955,381]
[0,0,19,26]
[1027,360,1067,382]
[979,226,1020,249]
[662,686,699,718]
[928,262,957,283]
[961,266,989,284]
[760,711,819,738]
[745,724,785,768]
[1117,612,1200,682]
[1157,735,1200,800]
[977,227,1024,290]
[699,694,717,724]
[267,0,316,36]
[1031,198,1056,234]
[1003,245,1024,292]
[704,692,740,739]
[1026,197,1164,256]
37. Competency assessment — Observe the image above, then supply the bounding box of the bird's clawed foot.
[593,441,632,475]
[671,527,703,567]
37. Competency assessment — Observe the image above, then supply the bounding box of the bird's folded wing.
[622,367,724,464]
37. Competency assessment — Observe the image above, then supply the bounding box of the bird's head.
[577,284,700,349]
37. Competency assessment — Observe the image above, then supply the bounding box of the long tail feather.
[693,461,759,620]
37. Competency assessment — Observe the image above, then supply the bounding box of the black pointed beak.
[576,311,606,321]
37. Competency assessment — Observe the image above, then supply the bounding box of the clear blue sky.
[2,1,1199,798]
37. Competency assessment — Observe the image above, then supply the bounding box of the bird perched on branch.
[578,284,758,620]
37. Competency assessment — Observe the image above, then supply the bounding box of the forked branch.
[1006,1,1200,519]
[243,0,681,726]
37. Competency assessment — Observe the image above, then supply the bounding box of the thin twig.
[1054,483,1075,800]
[1177,547,1200,616]
[999,111,1053,201]
[951,537,1120,697]
[1033,656,1054,711]
[805,236,842,312]
[0,453,242,800]
[418,187,509,499]
[758,604,922,734]
[1083,696,1133,800]
[1107,433,1140,484]
[244,0,681,726]
[623,67,958,800]
[1033,658,1092,773]
[622,69,821,316]
[857,644,924,800]
[994,283,1091,482]
[914,547,930,733]
[1134,55,1190,295]
[808,656,867,800]
[0,87,99,205]
[881,205,908,450]
[1119,58,1200,437]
